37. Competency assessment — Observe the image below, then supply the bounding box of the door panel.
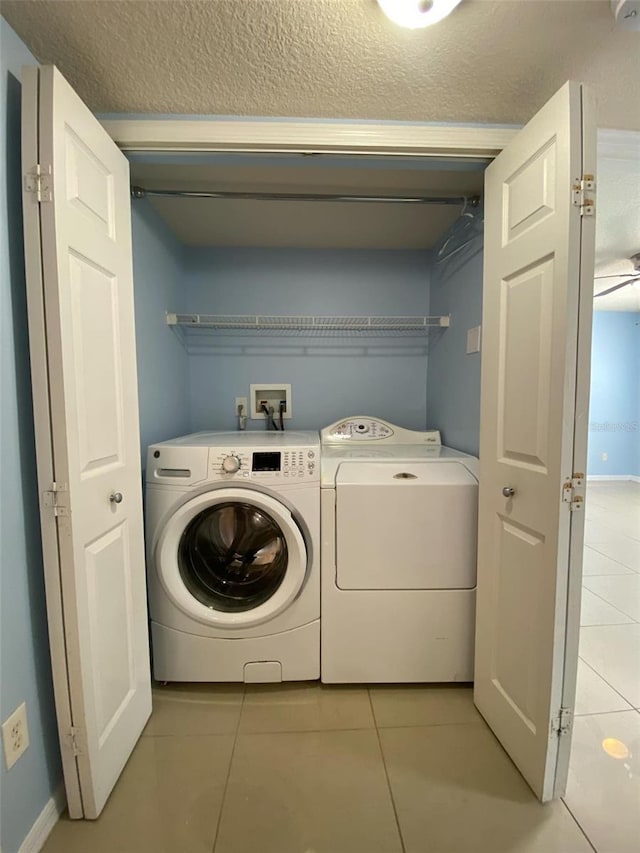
[503,138,556,241]
[68,253,123,473]
[493,516,544,728]
[64,126,115,233]
[22,65,151,819]
[499,257,554,469]
[85,521,136,742]
[474,81,594,802]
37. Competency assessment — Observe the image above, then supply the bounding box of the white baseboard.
[587,475,639,482]
[18,785,65,853]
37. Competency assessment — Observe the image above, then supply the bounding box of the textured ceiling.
[3,0,640,129]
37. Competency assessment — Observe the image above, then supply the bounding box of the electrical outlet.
[466,325,482,354]
[2,702,30,769]
[601,452,608,462]
[235,396,248,416]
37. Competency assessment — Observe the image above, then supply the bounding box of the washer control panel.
[209,446,318,482]
[322,416,441,445]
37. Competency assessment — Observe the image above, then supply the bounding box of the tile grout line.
[578,649,638,708]
[560,797,599,853]
[574,708,638,718]
[586,543,640,573]
[581,582,640,623]
[211,686,246,853]
[367,688,407,853]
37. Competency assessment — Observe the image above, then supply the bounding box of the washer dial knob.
[222,455,241,474]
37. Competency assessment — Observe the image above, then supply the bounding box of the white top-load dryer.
[321,416,478,683]
[146,430,319,683]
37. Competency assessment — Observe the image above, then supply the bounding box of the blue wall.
[426,212,484,455]
[183,248,431,431]
[0,20,62,853]
[588,311,640,477]
[132,200,190,465]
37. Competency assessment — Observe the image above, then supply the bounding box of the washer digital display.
[252,451,281,472]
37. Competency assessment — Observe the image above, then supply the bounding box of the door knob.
[502,486,516,498]
[109,492,123,504]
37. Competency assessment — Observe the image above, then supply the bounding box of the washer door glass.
[178,502,288,612]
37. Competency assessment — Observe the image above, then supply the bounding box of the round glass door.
[155,488,308,629]
[178,502,288,612]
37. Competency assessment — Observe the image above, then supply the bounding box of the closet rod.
[131,185,479,206]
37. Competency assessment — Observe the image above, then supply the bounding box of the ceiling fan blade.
[594,277,640,298]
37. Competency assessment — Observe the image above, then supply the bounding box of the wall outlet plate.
[466,325,482,354]
[250,384,292,420]
[2,702,30,770]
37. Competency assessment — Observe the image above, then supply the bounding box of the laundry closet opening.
[127,151,488,463]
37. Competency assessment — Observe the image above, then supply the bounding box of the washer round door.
[155,488,308,628]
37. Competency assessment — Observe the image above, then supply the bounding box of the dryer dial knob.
[222,455,241,473]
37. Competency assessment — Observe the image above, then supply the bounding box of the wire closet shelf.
[166,313,450,337]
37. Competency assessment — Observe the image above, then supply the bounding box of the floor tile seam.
[582,582,640,622]
[211,687,246,853]
[142,730,244,738]
[578,654,639,707]
[559,798,599,853]
[234,723,378,737]
[580,618,635,629]
[374,719,486,733]
[585,520,635,536]
[585,517,640,533]
[587,543,640,572]
[582,570,637,577]
[574,707,634,718]
[367,689,407,853]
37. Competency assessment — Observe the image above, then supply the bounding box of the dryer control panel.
[322,416,441,445]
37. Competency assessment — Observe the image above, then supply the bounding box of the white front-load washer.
[146,430,320,682]
[320,416,479,683]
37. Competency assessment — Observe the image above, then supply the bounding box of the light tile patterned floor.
[41,481,640,853]
[44,683,596,853]
[565,480,640,853]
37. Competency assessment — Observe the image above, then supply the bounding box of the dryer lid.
[336,461,478,591]
[336,460,478,486]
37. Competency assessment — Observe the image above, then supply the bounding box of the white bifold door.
[474,81,595,801]
[21,65,151,819]
[20,65,594,818]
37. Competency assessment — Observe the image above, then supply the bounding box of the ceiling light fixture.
[377,0,463,29]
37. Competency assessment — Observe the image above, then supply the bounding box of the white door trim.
[100,118,519,158]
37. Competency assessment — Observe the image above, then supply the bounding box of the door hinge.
[23,164,52,203]
[42,481,68,517]
[66,726,83,757]
[562,474,585,511]
[552,707,573,737]
[572,175,595,216]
